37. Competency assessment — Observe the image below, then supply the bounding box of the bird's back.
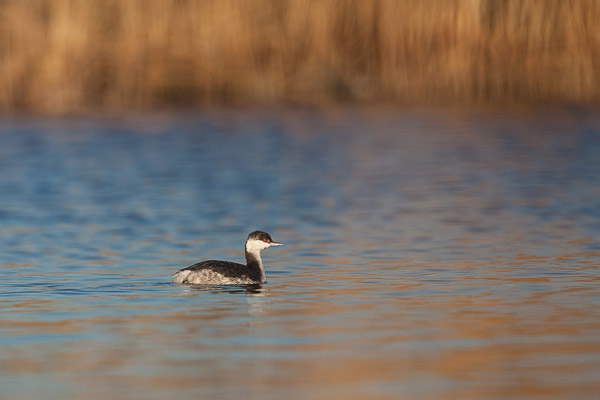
[173,260,261,285]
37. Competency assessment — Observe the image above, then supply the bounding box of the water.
[1,108,599,399]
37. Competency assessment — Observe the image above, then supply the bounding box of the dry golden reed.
[0,0,599,113]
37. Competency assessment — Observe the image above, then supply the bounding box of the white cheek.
[246,240,269,252]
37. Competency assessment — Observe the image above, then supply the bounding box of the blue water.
[1,108,599,399]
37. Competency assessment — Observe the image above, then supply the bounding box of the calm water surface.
[1,108,599,399]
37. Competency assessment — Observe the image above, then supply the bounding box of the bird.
[172,231,283,285]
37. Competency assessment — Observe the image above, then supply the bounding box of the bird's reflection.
[183,283,265,295]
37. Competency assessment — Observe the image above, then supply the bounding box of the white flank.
[173,269,257,285]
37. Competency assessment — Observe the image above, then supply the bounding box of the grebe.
[173,231,283,285]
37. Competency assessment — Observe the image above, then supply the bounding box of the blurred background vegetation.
[0,0,599,113]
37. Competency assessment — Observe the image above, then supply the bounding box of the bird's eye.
[262,239,268,243]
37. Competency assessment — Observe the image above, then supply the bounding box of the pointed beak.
[270,241,283,246]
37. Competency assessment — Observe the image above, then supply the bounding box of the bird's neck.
[245,249,265,282]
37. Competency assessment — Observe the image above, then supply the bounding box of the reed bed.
[0,0,599,113]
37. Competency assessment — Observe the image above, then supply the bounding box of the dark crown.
[247,230,273,242]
